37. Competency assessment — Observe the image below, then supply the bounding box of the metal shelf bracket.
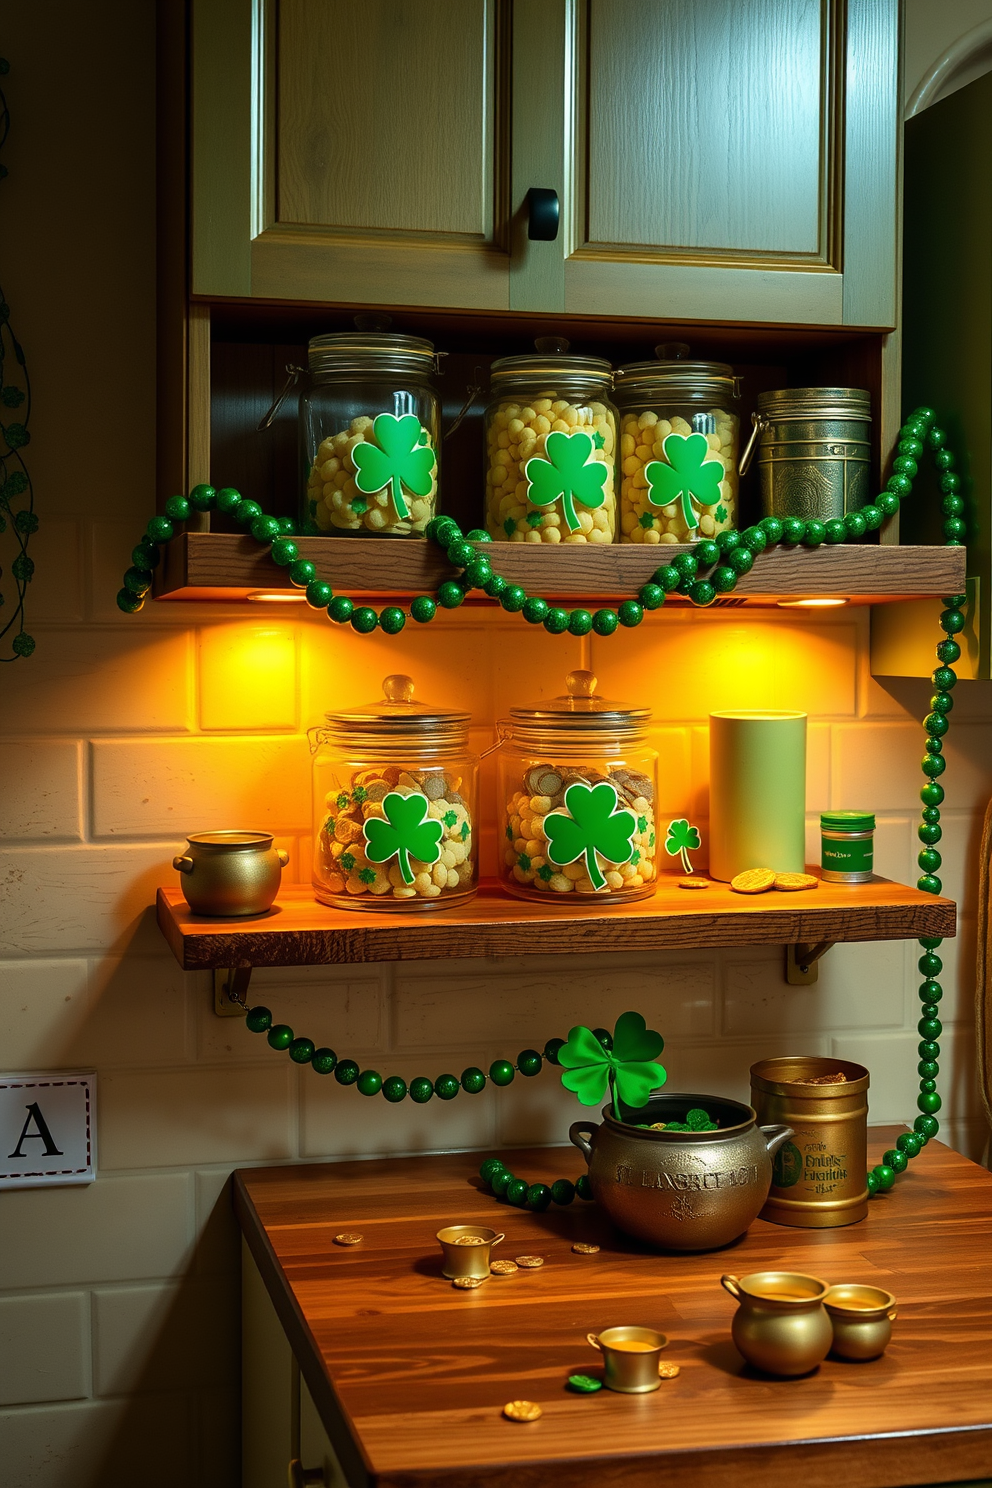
[213,966,252,1017]
[785,941,836,985]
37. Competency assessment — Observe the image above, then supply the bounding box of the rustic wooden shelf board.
[155,533,966,604]
[236,1131,992,1488]
[157,876,955,970]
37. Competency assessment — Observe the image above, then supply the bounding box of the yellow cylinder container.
[751,1056,870,1228]
[708,711,806,881]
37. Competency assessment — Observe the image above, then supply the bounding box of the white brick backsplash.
[0,741,83,842]
[832,1024,976,1126]
[0,1395,192,1488]
[98,1066,296,1170]
[1,628,190,734]
[0,1173,193,1288]
[834,721,992,813]
[663,1035,831,1107]
[90,735,310,838]
[0,845,176,955]
[198,622,298,732]
[197,967,383,1063]
[0,959,90,1066]
[0,1293,89,1406]
[394,953,715,1050]
[301,1059,496,1159]
[92,1277,238,1397]
[723,939,908,1037]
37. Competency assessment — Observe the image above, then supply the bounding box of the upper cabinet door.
[513,0,898,327]
[192,0,512,309]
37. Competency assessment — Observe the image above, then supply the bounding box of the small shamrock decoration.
[715,503,728,524]
[358,867,376,886]
[543,781,636,891]
[559,1012,667,1121]
[363,790,443,885]
[353,786,368,804]
[336,793,350,809]
[517,853,531,871]
[537,864,554,881]
[524,429,607,533]
[505,822,514,841]
[340,852,356,872]
[644,432,722,535]
[443,810,458,828]
[323,816,336,837]
[351,413,436,521]
[665,818,702,875]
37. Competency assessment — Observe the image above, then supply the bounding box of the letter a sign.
[0,1073,96,1189]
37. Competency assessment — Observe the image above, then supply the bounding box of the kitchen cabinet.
[192,0,898,327]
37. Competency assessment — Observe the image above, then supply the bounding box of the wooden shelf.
[157,875,955,970]
[155,533,966,605]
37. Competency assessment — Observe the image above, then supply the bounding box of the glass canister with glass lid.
[301,329,441,537]
[613,344,741,546]
[497,670,657,904]
[483,339,618,544]
[310,675,478,911]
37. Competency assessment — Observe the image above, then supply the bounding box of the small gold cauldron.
[722,1271,833,1376]
[825,1284,897,1360]
[569,1094,793,1251]
[173,831,289,917]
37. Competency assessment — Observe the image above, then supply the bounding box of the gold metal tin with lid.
[751,1056,870,1228]
[740,386,872,522]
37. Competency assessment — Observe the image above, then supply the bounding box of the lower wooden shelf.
[157,875,955,970]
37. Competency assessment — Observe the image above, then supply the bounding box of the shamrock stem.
[680,489,698,535]
[584,847,607,892]
[397,847,414,885]
[561,490,579,533]
[680,847,692,875]
[609,1070,622,1124]
[390,475,410,520]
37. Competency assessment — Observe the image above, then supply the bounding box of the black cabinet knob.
[527,187,560,242]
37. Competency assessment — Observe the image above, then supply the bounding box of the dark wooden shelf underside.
[155,533,966,605]
[157,876,955,970]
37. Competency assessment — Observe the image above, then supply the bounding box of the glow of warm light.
[246,590,308,603]
[777,597,849,608]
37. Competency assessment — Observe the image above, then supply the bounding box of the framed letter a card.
[0,1072,96,1189]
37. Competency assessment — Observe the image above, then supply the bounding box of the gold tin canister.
[739,387,871,521]
[750,1056,869,1228]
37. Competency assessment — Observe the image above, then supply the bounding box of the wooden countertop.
[235,1130,992,1488]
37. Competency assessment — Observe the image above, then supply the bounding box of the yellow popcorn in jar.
[307,410,438,537]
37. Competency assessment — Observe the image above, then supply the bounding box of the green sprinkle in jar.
[820,811,875,884]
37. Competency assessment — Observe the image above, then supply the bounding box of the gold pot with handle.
[173,830,289,916]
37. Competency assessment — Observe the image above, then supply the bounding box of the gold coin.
[773,872,819,891]
[678,877,710,890]
[503,1400,542,1422]
[730,868,776,894]
[658,1362,681,1379]
[454,1235,486,1245]
[571,1242,600,1254]
[452,1275,485,1289]
[515,1255,544,1269]
[333,1233,363,1246]
[490,1259,519,1275]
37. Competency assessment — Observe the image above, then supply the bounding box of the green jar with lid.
[820,812,875,884]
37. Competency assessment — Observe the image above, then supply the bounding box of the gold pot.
[721,1271,833,1375]
[824,1284,897,1361]
[751,1056,869,1228]
[587,1326,668,1393]
[173,831,289,917]
[436,1225,504,1280]
[569,1094,793,1251]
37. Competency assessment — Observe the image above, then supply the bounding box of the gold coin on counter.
[515,1255,544,1269]
[678,877,710,890]
[503,1400,543,1422]
[333,1233,363,1246]
[452,1275,486,1289]
[773,872,819,891]
[658,1362,681,1379]
[491,1259,519,1275]
[730,868,776,894]
[454,1235,486,1245]
[571,1242,600,1254]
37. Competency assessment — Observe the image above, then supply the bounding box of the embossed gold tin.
[751,1056,869,1228]
[172,831,289,917]
[569,1093,793,1251]
[739,387,871,521]
[721,1271,833,1375]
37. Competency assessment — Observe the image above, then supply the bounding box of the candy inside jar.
[311,676,478,912]
[497,671,658,905]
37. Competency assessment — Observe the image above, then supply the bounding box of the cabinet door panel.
[584,0,831,261]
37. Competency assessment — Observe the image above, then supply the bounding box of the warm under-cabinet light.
[777,597,849,608]
[246,590,308,603]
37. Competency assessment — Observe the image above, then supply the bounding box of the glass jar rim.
[322,673,471,739]
[488,352,613,396]
[509,669,651,731]
[614,358,740,404]
[308,332,438,381]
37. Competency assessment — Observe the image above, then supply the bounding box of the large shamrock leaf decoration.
[665,818,701,875]
[524,430,608,533]
[362,791,442,886]
[559,1011,667,1120]
[644,432,722,534]
[351,413,436,521]
[543,781,636,892]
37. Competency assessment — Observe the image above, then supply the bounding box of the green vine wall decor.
[119,405,965,1200]
[0,56,36,662]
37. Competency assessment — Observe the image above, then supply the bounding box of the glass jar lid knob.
[382,673,416,703]
[655,342,690,360]
[566,669,598,699]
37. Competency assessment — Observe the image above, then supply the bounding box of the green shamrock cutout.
[644,432,722,534]
[665,818,701,875]
[559,1011,667,1121]
[351,413,436,521]
[543,781,636,891]
[524,430,607,533]
[362,790,443,886]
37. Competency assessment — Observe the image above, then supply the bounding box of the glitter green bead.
[866,1170,879,1195]
[592,608,618,636]
[654,564,681,592]
[245,1005,272,1034]
[639,582,665,610]
[334,1059,359,1085]
[270,538,298,566]
[506,1178,529,1207]
[461,1067,487,1094]
[490,1168,512,1196]
[289,1037,316,1064]
[288,559,316,587]
[327,596,354,624]
[189,483,217,511]
[483,573,507,598]
[727,546,753,575]
[311,1048,337,1075]
[872,1163,896,1192]
[409,1077,434,1103]
[251,515,281,543]
[410,595,436,623]
[804,519,827,545]
[350,606,378,633]
[500,585,527,613]
[575,1174,593,1200]
[617,600,643,627]
[447,540,475,567]
[306,580,334,608]
[672,553,698,578]
[234,500,262,528]
[517,1049,542,1077]
[480,1158,506,1183]
[712,565,737,593]
[383,1076,408,1103]
[379,606,406,635]
[146,515,174,544]
[437,581,464,610]
[695,538,721,566]
[688,580,716,607]
[544,607,569,634]
[164,494,191,522]
[883,1148,908,1173]
[551,1178,575,1205]
[544,1037,565,1065]
[915,1113,939,1139]
[267,1024,293,1051]
[526,1183,552,1212]
[434,1073,460,1100]
[568,609,593,636]
[522,597,549,625]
